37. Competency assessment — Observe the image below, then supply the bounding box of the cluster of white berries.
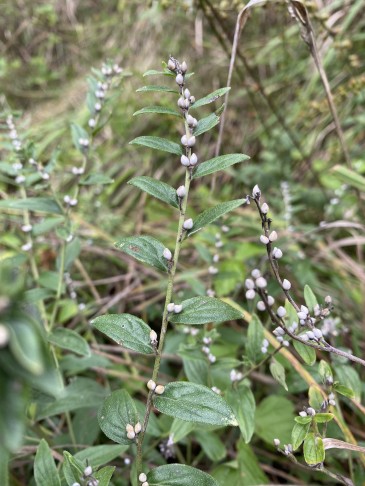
[159,434,175,460]
[89,63,122,125]
[147,380,165,395]
[211,386,221,394]
[78,137,90,150]
[63,195,78,207]
[230,369,243,382]
[167,302,182,314]
[21,242,33,252]
[28,157,50,182]
[327,392,336,407]
[201,336,216,363]
[177,90,197,115]
[245,269,275,312]
[183,326,199,337]
[299,406,316,417]
[138,472,149,486]
[180,153,198,167]
[71,465,99,486]
[72,166,85,176]
[260,231,277,245]
[261,338,269,354]
[126,421,142,440]
[272,326,290,347]
[6,115,22,151]
[273,440,293,456]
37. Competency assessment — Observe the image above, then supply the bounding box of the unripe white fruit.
[181,155,190,166]
[245,278,255,289]
[150,330,158,343]
[178,97,185,108]
[142,482,149,486]
[261,203,269,214]
[163,248,172,260]
[260,235,269,245]
[174,304,183,314]
[277,306,286,318]
[167,303,175,313]
[245,289,256,300]
[189,153,198,165]
[306,331,315,340]
[187,136,196,147]
[181,61,188,72]
[255,277,267,288]
[155,385,165,395]
[183,218,193,230]
[189,95,195,104]
[168,59,176,71]
[272,247,283,259]
[126,423,134,433]
[176,185,186,198]
[184,88,191,99]
[84,465,93,477]
[257,301,266,311]
[252,184,261,197]
[313,328,323,339]
[267,295,275,306]
[175,73,184,85]
[297,311,307,320]
[181,135,188,146]
[282,279,291,290]
[251,269,261,278]
[301,305,309,314]
[134,422,142,433]
[274,438,280,446]
[269,231,278,242]
[299,411,307,417]
[139,473,147,482]
[147,380,156,391]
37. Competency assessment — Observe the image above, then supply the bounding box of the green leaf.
[333,383,355,399]
[192,153,249,179]
[246,314,264,363]
[98,390,139,445]
[237,441,269,485]
[308,385,323,409]
[270,358,288,391]
[94,466,115,486]
[34,439,61,486]
[79,173,114,185]
[170,418,195,443]
[74,445,128,468]
[153,382,238,426]
[64,237,81,270]
[0,449,9,486]
[91,314,154,354]
[0,197,62,214]
[303,433,325,465]
[169,296,241,324]
[147,464,219,486]
[62,451,84,485]
[303,285,318,312]
[130,136,182,155]
[47,328,90,357]
[255,395,295,444]
[180,350,209,385]
[114,235,168,272]
[187,199,245,236]
[191,87,231,109]
[226,385,255,443]
[318,360,333,384]
[294,416,312,425]
[194,113,220,137]
[293,340,316,366]
[133,106,181,117]
[128,176,179,208]
[291,422,310,451]
[71,123,89,151]
[136,85,178,94]
[336,365,361,401]
[143,69,174,77]
[332,165,365,192]
[314,413,334,423]
[195,431,226,461]
[32,216,65,236]
[36,378,106,419]
[9,318,45,375]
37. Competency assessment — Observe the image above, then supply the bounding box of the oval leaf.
[147,464,219,486]
[133,106,181,117]
[169,296,241,324]
[74,444,128,468]
[194,113,220,137]
[226,385,255,443]
[192,153,249,179]
[34,439,61,486]
[114,235,168,272]
[79,173,114,185]
[130,136,182,155]
[136,85,178,94]
[91,314,154,354]
[153,382,238,426]
[187,199,245,236]
[48,328,90,357]
[128,176,179,208]
[270,358,288,391]
[314,413,334,424]
[303,433,325,465]
[0,197,62,214]
[191,87,231,109]
[303,285,318,312]
[293,340,316,366]
[246,314,264,363]
[98,390,139,445]
[292,422,310,451]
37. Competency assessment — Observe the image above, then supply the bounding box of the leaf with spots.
[114,235,168,272]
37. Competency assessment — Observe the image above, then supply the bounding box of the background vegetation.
[1,0,364,484]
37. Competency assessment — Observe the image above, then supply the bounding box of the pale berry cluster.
[230,369,243,382]
[71,465,99,486]
[299,406,316,418]
[167,302,182,314]
[147,379,165,395]
[201,335,216,363]
[126,421,142,440]
[138,472,149,486]
[245,268,275,311]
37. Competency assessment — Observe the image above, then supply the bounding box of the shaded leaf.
[147,464,219,486]
[333,383,355,399]
[79,173,114,185]
[34,439,60,486]
[194,113,220,137]
[303,433,325,465]
[48,328,90,357]
[153,382,238,426]
[187,199,245,236]
[332,165,365,192]
[255,395,295,444]
[133,106,180,117]
[191,87,231,109]
[98,390,139,445]
[114,235,168,272]
[292,422,310,451]
[270,358,288,391]
[91,313,154,354]
[130,136,182,155]
[226,385,255,443]
[128,176,179,208]
[293,340,316,366]
[169,296,241,324]
[0,197,62,214]
[246,314,264,363]
[74,445,128,468]
[192,153,249,179]
[303,285,318,312]
[314,413,334,423]
[195,431,226,461]
[237,441,269,485]
[136,85,178,93]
